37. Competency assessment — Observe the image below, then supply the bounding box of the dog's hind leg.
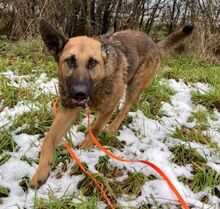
[108,62,160,134]
[29,107,78,189]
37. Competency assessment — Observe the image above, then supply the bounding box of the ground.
[0,38,220,209]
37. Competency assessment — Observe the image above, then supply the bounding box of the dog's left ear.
[39,19,68,62]
[100,28,114,60]
[102,28,114,39]
[101,43,111,61]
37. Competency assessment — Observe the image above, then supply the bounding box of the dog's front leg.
[30,107,78,189]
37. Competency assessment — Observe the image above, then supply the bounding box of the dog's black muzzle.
[69,85,89,107]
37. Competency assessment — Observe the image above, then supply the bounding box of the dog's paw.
[29,167,50,189]
[78,137,95,149]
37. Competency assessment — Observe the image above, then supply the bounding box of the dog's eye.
[65,56,76,68]
[88,59,97,70]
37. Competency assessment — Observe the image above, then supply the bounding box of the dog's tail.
[157,25,194,57]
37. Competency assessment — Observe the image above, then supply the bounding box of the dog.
[29,19,193,188]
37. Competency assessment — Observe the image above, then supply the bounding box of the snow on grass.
[206,110,220,146]
[193,82,210,95]
[0,72,220,209]
[35,73,58,96]
[1,70,58,97]
[0,102,39,129]
[0,70,30,88]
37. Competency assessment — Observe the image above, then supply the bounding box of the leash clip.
[84,102,91,115]
[84,102,89,109]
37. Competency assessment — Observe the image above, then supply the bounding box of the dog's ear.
[99,28,114,61]
[101,43,111,61]
[39,19,68,62]
[102,28,114,39]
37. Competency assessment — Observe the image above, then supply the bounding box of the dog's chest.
[88,77,125,112]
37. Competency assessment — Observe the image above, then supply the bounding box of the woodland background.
[0,0,219,60]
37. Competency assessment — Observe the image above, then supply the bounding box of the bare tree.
[0,0,219,58]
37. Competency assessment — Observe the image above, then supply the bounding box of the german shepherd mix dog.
[30,19,193,188]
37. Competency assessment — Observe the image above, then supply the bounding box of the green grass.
[0,76,34,108]
[52,146,70,171]
[190,164,220,192]
[10,107,53,136]
[74,109,87,125]
[192,89,220,111]
[77,125,87,133]
[20,155,38,166]
[172,143,220,193]
[69,163,88,176]
[0,185,10,204]
[131,78,175,119]
[76,171,150,203]
[162,53,220,85]
[19,175,30,192]
[192,110,209,122]
[187,109,214,130]
[0,129,17,154]
[110,172,152,197]
[0,39,220,208]
[95,156,124,178]
[0,38,56,77]
[172,126,217,146]
[178,164,220,193]
[170,144,207,166]
[0,186,10,198]
[99,131,125,150]
[163,54,220,112]
[77,173,116,202]
[0,154,11,166]
[35,193,98,209]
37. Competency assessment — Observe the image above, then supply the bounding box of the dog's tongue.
[72,98,86,106]
[75,98,83,102]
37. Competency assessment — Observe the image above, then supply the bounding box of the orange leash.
[52,97,114,209]
[64,142,114,209]
[52,97,59,116]
[52,98,189,209]
[85,107,189,209]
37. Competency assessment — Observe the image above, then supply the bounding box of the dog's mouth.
[71,97,88,107]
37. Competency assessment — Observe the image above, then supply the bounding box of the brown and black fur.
[30,19,193,188]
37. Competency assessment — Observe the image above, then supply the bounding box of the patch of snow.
[1,71,58,97]
[161,79,196,128]
[207,162,220,173]
[13,134,40,158]
[0,70,30,88]
[0,78,219,208]
[193,82,210,94]
[38,78,58,95]
[0,102,39,129]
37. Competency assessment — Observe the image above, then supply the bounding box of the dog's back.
[107,26,193,83]
[110,30,160,83]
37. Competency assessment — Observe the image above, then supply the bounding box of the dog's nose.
[70,85,88,99]
[74,92,86,99]
[70,85,89,106]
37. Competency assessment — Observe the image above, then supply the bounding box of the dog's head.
[39,19,113,107]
